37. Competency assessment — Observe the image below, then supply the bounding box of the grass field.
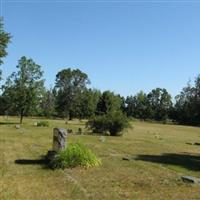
[1,116,200,200]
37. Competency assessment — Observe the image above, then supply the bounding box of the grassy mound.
[49,142,101,169]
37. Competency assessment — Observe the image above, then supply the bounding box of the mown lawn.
[1,116,200,200]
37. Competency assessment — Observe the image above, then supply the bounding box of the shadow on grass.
[15,158,47,166]
[0,122,19,125]
[135,153,200,171]
[15,152,55,169]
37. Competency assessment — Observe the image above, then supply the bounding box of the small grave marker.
[15,125,20,129]
[99,136,105,142]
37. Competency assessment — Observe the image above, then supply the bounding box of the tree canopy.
[0,17,11,79]
[96,91,122,115]
[173,75,200,125]
[2,56,44,123]
[54,68,90,119]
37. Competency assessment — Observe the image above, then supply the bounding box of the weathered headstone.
[53,128,67,151]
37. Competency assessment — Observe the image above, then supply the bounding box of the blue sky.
[1,0,200,98]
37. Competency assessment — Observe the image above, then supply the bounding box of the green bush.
[87,111,129,136]
[107,111,129,136]
[87,115,109,134]
[37,121,49,127]
[49,142,101,169]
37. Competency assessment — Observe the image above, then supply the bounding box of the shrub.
[37,121,49,127]
[107,111,129,136]
[48,142,101,169]
[87,111,129,136]
[87,115,109,134]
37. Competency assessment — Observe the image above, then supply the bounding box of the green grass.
[49,142,101,169]
[1,116,200,199]
[36,120,49,127]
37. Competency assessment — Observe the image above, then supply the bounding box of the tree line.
[0,17,199,126]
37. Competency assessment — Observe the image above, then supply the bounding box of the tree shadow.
[0,122,19,125]
[135,153,200,171]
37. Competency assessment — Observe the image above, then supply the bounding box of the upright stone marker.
[53,128,67,151]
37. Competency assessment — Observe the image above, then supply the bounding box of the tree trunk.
[20,109,24,124]
[69,113,73,121]
[69,110,73,121]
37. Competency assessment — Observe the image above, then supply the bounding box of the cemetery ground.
[1,117,200,200]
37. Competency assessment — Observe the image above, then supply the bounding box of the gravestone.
[53,128,67,151]
[99,136,105,142]
[15,124,20,129]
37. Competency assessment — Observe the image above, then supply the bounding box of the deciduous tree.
[54,68,90,119]
[0,17,11,79]
[2,56,44,123]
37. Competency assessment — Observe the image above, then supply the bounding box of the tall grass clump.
[49,142,101,169]
[37,121,49,127]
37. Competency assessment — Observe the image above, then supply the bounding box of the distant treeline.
[0,56,199,126]
[0,18,199,126]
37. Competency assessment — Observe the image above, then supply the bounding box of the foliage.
[107,111,130,136]
[1,56,44,123]
[0,54,199,127]
[126,91,150,119]
[48,142,101,169]
[0,95,9,115]
[147,88,172,121]
[38,88,56,117]
[0,17,11,79]
[87,115,109,134]
[54,68,90,119]
[87,111,129,136]
[173,75,200,125]
[125,88,172,121]
[78,89,101,119]
[96,91,123,115]
[37,121,49,127]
